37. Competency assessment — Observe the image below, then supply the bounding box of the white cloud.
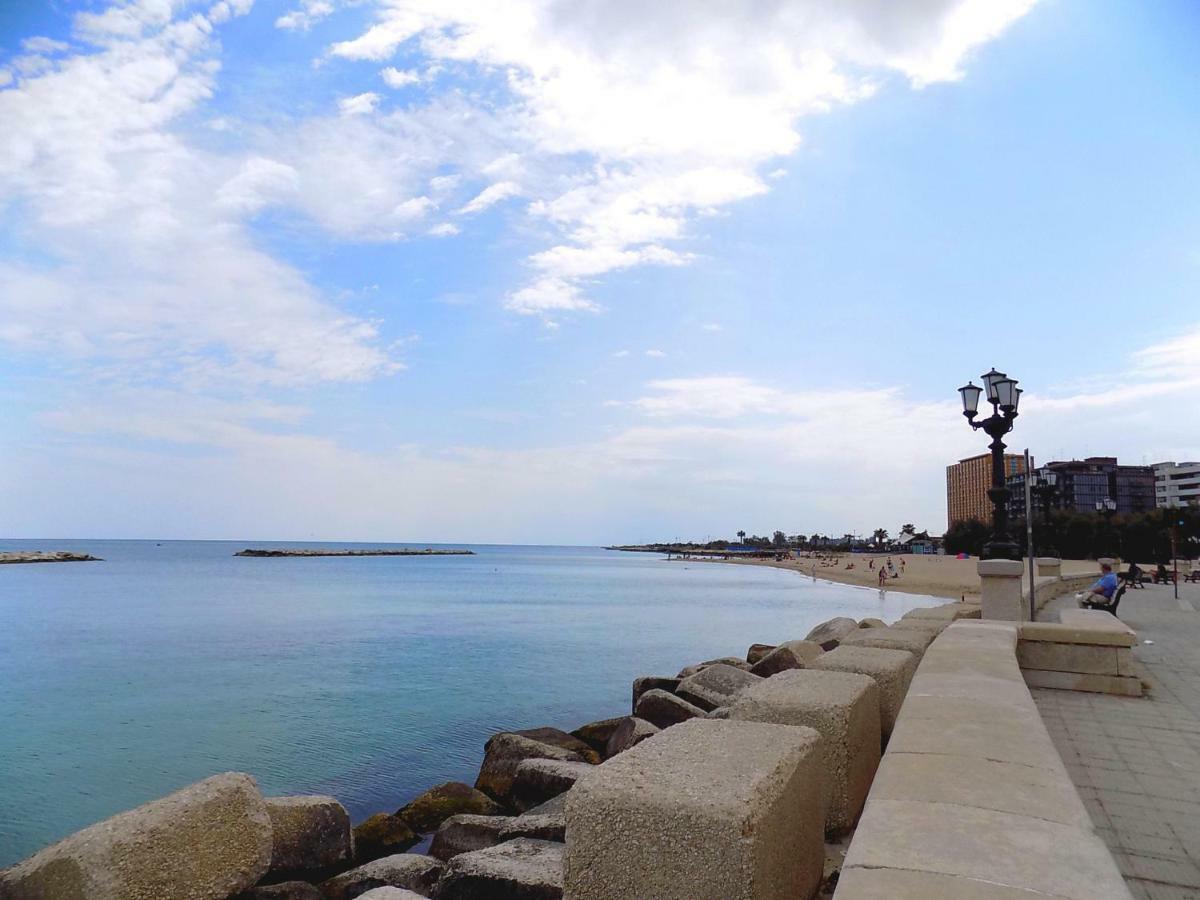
[324,0,1038,320]
[505,277,598,315]
[0,0,396,387]
[275,0,334,31]
[644,349,666,358]
[339,91,380,116]
[427,222,459,237]
[22,36,71,54]
[456,180,521,215]
[380,66,420,88]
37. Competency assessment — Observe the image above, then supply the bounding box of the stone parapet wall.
[835,621,1132,899]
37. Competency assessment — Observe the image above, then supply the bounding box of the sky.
[0,0,1198,544]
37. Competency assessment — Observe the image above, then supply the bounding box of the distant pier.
[234,548,475,558]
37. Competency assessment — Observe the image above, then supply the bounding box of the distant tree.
[943,519,988,556]
[900,523,916,536]
[872,528,889,545]
[772,530,788,548]
[736,530,746,544]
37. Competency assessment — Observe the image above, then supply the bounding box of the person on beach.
[878,567,887,587]
[1078,562,1118,605]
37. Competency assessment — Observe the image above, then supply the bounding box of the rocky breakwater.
[0,550,101,564]
[0,598,981,900]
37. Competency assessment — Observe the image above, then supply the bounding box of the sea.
[0,540,939,866]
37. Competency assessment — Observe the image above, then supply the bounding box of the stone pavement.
[1033,581,1200,899]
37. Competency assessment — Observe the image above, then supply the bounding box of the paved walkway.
[1033,581,1200,899]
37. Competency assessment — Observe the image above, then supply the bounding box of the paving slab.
[1033,582,1200,899]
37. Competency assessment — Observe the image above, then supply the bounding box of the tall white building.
[1153,461,1200,507]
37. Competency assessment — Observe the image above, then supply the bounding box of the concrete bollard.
[978,559,1027,621]
[565,718,826,900]
[1035,557,1062,577]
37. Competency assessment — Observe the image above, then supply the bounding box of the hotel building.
[1153,461,1200,508]
[946,452,1028,529]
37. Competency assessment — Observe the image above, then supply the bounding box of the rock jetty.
[234,548,474,558]
[0,551,101,564]
[2,602,989,900]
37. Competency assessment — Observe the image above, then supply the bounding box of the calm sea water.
[0,540,938,866]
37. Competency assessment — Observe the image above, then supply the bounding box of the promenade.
[1035,581,1200,899]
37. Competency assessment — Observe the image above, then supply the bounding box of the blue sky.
[1,0,1197,543]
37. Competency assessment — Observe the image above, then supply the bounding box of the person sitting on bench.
[1080,562,1119,608]
[1122,562,1144,589]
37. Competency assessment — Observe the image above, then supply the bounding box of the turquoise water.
[0,540,937,866]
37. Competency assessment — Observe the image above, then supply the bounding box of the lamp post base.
[982,539,1021,561]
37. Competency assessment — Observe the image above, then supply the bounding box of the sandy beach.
[703,552,1101,601]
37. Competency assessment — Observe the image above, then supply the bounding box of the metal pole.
[1025,449,1036,620]
[1173,524,1179,602]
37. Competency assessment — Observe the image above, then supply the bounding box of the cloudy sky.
[1,0,1197,544]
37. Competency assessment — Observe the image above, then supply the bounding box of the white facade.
[1153,461,1200,507]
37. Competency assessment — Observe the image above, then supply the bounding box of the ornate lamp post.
[958,368,1021,560]
[1032,470,1059,558]
[1096,497,1117,557]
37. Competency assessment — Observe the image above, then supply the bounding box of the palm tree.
[873,528,889,546]
[737,530,746,543]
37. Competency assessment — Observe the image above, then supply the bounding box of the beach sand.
[703,552,1100,601]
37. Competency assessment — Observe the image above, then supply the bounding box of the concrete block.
[888,618,949,637]
[265,795,352,875]
[438,838,562,899]
[631,676,679,711]
[1020,669,1143,697]
[633,688,705,729]
[603,716,659,757]
[475,734,589,805]
[746,642,776,664]
[841,798,1130,900]
[835,866,1073,898]
[901,603,980,621]
[319,854,444,900]
[0,772,271,900]
[809,646,917,740]
[1016,641,1121,675]
[429,814,507,861]
[676,663,762,711]
[887,695,1062,774]
[511,759,593,813]
[978,559,1027,621]
[1116,647,1136,676]
[1019,622,1134,648]
[749,645,805,677]
[777,639,825,663]
[356,889,428,900]
[1059,609,1136,640]
[805,617,859,650]
[1036,557,1062,577]
[866,752,1090,828]
[241,882,323,900]
[839,627,933,657]
[728,669,879,834]
[565,718,826,900]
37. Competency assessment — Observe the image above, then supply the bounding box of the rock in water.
[569,717,625,755]
[632,689,705,729]
[631,676,680,712]
[604,717,659,757]
[319,854,443,900]
[356,889,428,900]
[430,815,508,862]
[749,645,805,677]
[508,728,599,764]
[437,838,564,900]
[265,795,352,875]
[675,664,762,712]
[352,813,418,863]
[858,617,888,629]
[474,734,589,805]
[397,782,502,834]
[745,643,777,664]
[804,617,860,650]
[0,772,271,900]
[510,760,593,813]
[676,656,749,678]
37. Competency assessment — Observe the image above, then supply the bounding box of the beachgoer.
[1079,562,1118,605]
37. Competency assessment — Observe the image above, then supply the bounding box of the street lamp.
[1096,497,1117,558]
[958,368,1021,560]
[1032,470,1059,558]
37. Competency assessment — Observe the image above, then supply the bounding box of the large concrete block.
[265,795,352,875]
[565,718,825,900]
[0,772,271,900]
[511,759,593,812]
[809,646,917,740]
[356,889,428,900]
[840,798,1130,900]
[631,676,680,711]
[728,669,880,834]
[438,838,563,899]
[319,854,444,900]
[901,603,980,622]
[676,663,762,711]
[429,814,507,861]
[1016,640,1121,675]
[1019,622,1135,648]
[633,688,705,729]
[475,733,590,804]
[1020,669,1143,697]
[603,716,658,756]
[838,626,933,657]
[805,617,859,650]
